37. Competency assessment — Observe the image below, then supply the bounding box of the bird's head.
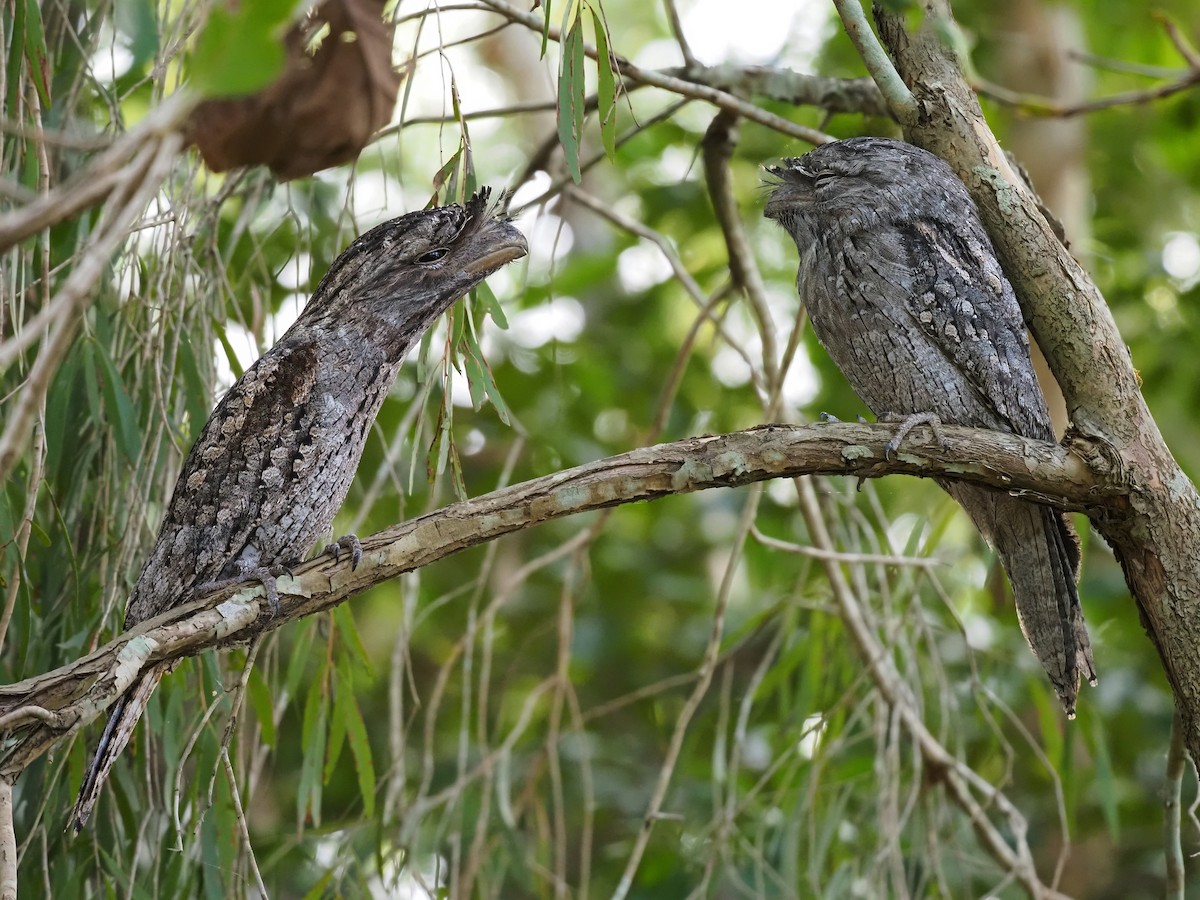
[764,137,969,246]
[301,189,527,353]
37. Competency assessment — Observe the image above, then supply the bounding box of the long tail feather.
[70,663,168,832]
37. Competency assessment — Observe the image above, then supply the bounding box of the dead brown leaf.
[185,0,401,181]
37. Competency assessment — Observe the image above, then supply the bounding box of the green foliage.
[4,0,1200,896]
[188,0,295,97]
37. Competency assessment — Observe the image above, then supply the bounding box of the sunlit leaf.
[556,12,586,183]
[591,4,617,158]
[21,0,51,106]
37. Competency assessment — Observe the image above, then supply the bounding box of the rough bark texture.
[765,137,1093,712]
[871,1,1200,760]
[0,420,1117,787]
[68,191,527,829]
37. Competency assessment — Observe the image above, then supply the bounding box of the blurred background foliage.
[2,0,1200,896]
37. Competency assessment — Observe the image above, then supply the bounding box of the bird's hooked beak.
[461,217,528,277]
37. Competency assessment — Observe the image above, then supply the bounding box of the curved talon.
[196,564,290,616]
[879,411,944,460]
[324,534,363,571]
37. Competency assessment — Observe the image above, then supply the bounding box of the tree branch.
[0,421,1117,779]
[473,0,834,145]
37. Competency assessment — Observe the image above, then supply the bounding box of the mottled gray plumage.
[72,191,526,829]
[764,137,1094,713]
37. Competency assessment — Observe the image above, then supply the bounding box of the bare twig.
[976,68,1200,117]
[833,0,917,123]
[0,92,192,253]
[222,752,269,899]
[1165,712,1188,900]
[701,110,779,392]
[793,477,1069,900]
[662,0,699,68]
[750,525,941,567]
[612,482,763,899]
[0,779,13,900]
[0,131,184,485]
[474,0,834,145]
[563,183,768,397]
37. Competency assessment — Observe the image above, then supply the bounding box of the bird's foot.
[323,534,363,570]
[879,412,947,460]
[196,564,293,616]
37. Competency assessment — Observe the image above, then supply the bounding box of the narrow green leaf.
[472,281,508,330]
[298,675,328,828]
[556,16,586,183]
[336,664,377,817]
[430,147,464,207]
[215,325,245,380]
[301,870,336,900]
[461,328,512,426]
[116,0,160,71]
[450,299,468,349]
[462,352,490,412]
[591,5,617,157]
[44,346,82,480]
[323,683,348,783]
[1088,715,1120,840]
[22,0,51,107]
[427,390,453,481]
[333,604,374,676]
[200,810,225,900]
[92,340,142,464]
[284,620,317,696]
[540,0,553,58]
[177,335,211,444]
[81,342,102,432]
[6,2,26,130]
[247,666,277,747]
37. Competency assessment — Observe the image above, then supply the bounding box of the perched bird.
[764,137,1095,713]
[71,190,527,829]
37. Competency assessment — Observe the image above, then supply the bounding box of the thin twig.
[750,525,941,567]
[1165,712,1188,900]
[474,0,834,145]
[793,477,1069,899]
[562,184,768,398]
[0,132,184,485]
[701,110,779,392]
[832,0,917,123]
[0,92,192,253]
[222,751,269,899]
[662,0,699,68]
[611,483,763,899]
[0,779,14,900]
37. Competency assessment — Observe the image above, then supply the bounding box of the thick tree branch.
[870,0,1200,759]
[0,421,1116,779]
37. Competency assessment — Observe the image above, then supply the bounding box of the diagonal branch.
[0,420,1117,778]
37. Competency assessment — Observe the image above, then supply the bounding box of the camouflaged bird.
[71,190,527,829]
[764,137,1095,714]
